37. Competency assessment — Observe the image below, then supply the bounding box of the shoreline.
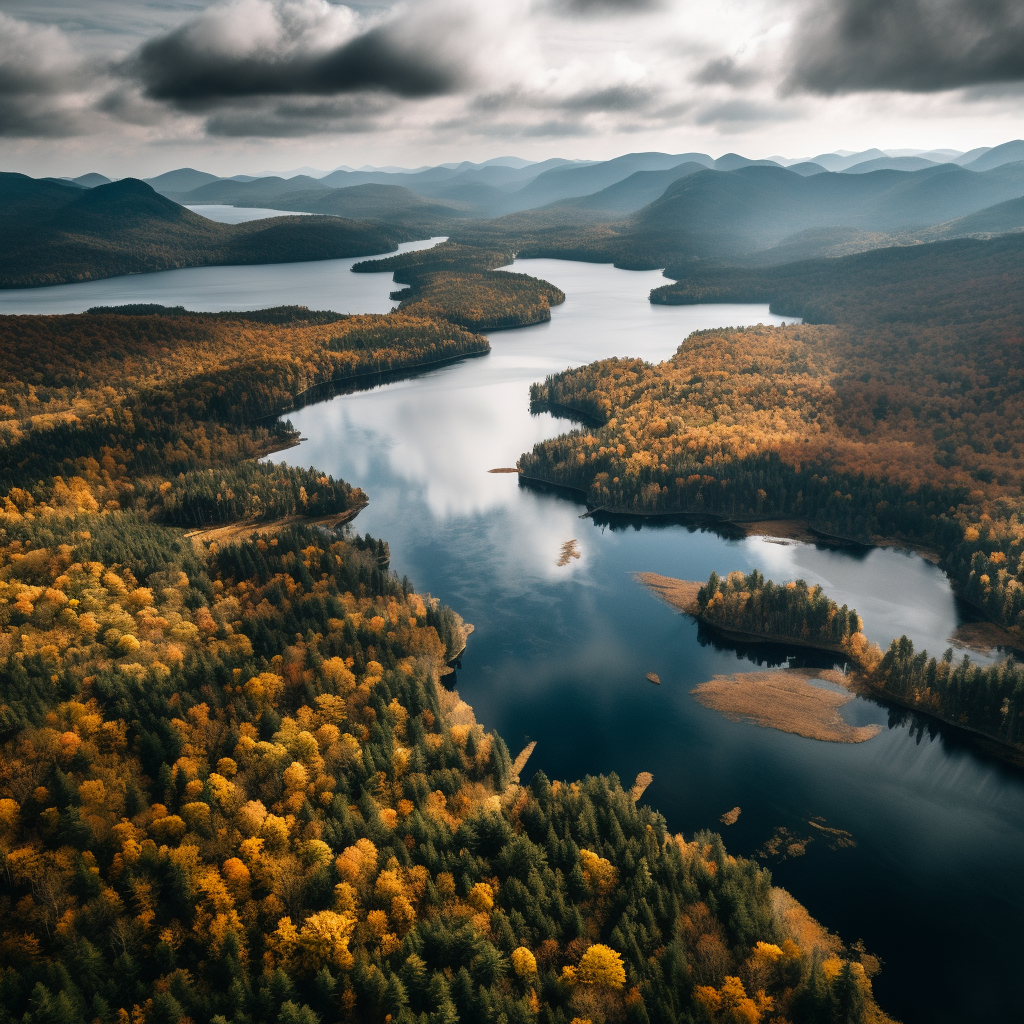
[691,667,882,743]
[852,672,1024,768]
[517,473,940,558]
[633,571,855,660]
[634,572,1024,766]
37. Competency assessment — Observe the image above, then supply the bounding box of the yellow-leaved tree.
[576,944,626,988]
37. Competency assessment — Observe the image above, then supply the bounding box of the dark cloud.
[0,97,87,138]
[204,96,390,136]
[471,83,655,116]
[132,22,464,108]
[789,0,1024,93]
[695,99,800,126]
[560,85,655,112]
[545,0,662,15]
[0,14,99,136]
[693,56,760,88]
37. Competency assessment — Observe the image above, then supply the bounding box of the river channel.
[8,240,1023,1022]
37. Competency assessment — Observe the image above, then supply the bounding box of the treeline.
[450,214,679,272]
[0,175,411,288]
[0,501,893,1024]
[354,242,565,331]
[87,305,348,326]
[695,570,871,660]
[688,566,1024,751]
[872,637,1024,750]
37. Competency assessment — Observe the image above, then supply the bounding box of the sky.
[2,0,1024,177]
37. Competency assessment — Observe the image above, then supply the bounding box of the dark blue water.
[278,257,1024,1024]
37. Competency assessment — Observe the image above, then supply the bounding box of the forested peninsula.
[0,274,896,1024]
[522,229,1024,651]
[353,242,565,331]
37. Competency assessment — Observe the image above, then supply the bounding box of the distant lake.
[0,237,446,315]
[279,257,1024,1024]
[186,204,315,223]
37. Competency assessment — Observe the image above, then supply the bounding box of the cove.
[277,257,1024,1024]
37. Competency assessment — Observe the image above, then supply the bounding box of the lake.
[185,204,316,223]
[7,247,1022,1022]
[0,236,446,315]
[279,257,1024,1024]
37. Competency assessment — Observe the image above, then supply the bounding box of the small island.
[635,568,874,661]
[636,569,883,742]
[638,567,1024,760]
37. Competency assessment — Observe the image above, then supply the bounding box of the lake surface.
[186,204,315,223]
[0,237,445,315]
[278,257,1024,1024]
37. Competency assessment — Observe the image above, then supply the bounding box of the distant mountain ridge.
[629,160,1024,258]
[0,174,413,288]
[13,140,1024,287]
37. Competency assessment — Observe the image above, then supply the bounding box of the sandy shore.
[633,572,701,613]
[186,501,367,548]
[692,667,881,743]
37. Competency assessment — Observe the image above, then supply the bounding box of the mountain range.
[8,139,1024,287]
[0,174,412,288]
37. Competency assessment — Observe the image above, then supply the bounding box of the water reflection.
[280,256,1024,1024]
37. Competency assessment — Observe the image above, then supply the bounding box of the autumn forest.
[8,140,1024,1024]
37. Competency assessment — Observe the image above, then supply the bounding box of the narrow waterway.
[278,257,1024,1024]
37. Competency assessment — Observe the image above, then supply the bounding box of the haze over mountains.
[8,139,1024,288]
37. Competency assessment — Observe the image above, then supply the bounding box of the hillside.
[144,166,223,192]
[920,194,1024,240]
[0,174,412,288]
[652,229,1024,326]
[500,152,712,213]
[167,174,334,206]
[186,182,466,225]
[553,162,708,216]
[630,161,1024,259]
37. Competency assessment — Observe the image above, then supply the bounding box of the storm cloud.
[789,0,1024,93]
[130,0,469,107]
[0,14,100,136]
[545,0,663,15]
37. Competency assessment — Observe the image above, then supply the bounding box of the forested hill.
[0,174,412,288]
[629,161,1024,260]
[651,230,1024,326]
